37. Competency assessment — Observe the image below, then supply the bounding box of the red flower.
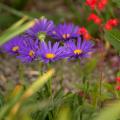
[78,27,88,35]
[85,0,108,10]
[116,86,120,91]
[104,19,119,30]
[86,0,97,9]
[116,77,120,83]
[105,24,112,30]
[88,13,102,25]
[97,2,105,10]
[94,17,102,24]
[77,27,91,40]
[110,19,119,26]
[97,0,108,10]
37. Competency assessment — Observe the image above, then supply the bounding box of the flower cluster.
[88,13,102,25]
[86,0,97,10]
[105,19,119,30]
[85,0,119,30]
[97,0,108,10]
[86,0,108,10]
[2,18,94,63]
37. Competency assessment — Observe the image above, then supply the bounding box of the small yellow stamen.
[74,49,82,55]
[62,34,70,39]
[29,50,35,57]
[46,53,55,59]
[12,46,19,52]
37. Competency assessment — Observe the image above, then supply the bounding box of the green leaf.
[0,20,35,45]
[105,29,120,52]
[6,16,28,31]
[95,101,120,120]
[0,69,54,120]
[56,106,71,120]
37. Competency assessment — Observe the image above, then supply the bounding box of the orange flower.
[77,27,91,40]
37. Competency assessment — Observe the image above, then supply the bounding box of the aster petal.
[51,23,79,41]
[26,18,55,39]
[38,41,65,63]
[64,37,94,60]
[52,42,59,53]
[77,37,82,48]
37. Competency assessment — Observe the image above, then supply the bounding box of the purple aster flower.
[51,23,79,41]
[64,37,94,60]
[26,18,54,41]
[17,38,39,63]
[37,41,65,63]
[2,36,24,55]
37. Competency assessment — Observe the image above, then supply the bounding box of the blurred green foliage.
[105,29,120,53]
[0,0,120,120]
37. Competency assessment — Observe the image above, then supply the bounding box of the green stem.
[18,61,25,85]
[44,63,53,97]
[46,63,53,120]
[38,62,43,76]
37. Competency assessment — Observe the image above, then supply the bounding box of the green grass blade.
[5,16,28,32]
[95,100,120,120]
[7,69,55,120]
[0,20,35,45]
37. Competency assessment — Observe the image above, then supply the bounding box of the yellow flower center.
[29,50,35,57]
[62,34,70,39]
[74,49,82,55]
[12,46,19,52]
[46,53,55,59]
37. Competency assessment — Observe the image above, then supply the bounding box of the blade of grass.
[5,16,28,32]
[0,20,35,45]
[0,85,24,119]
[7,69,55,120]
[56,106,71,120]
